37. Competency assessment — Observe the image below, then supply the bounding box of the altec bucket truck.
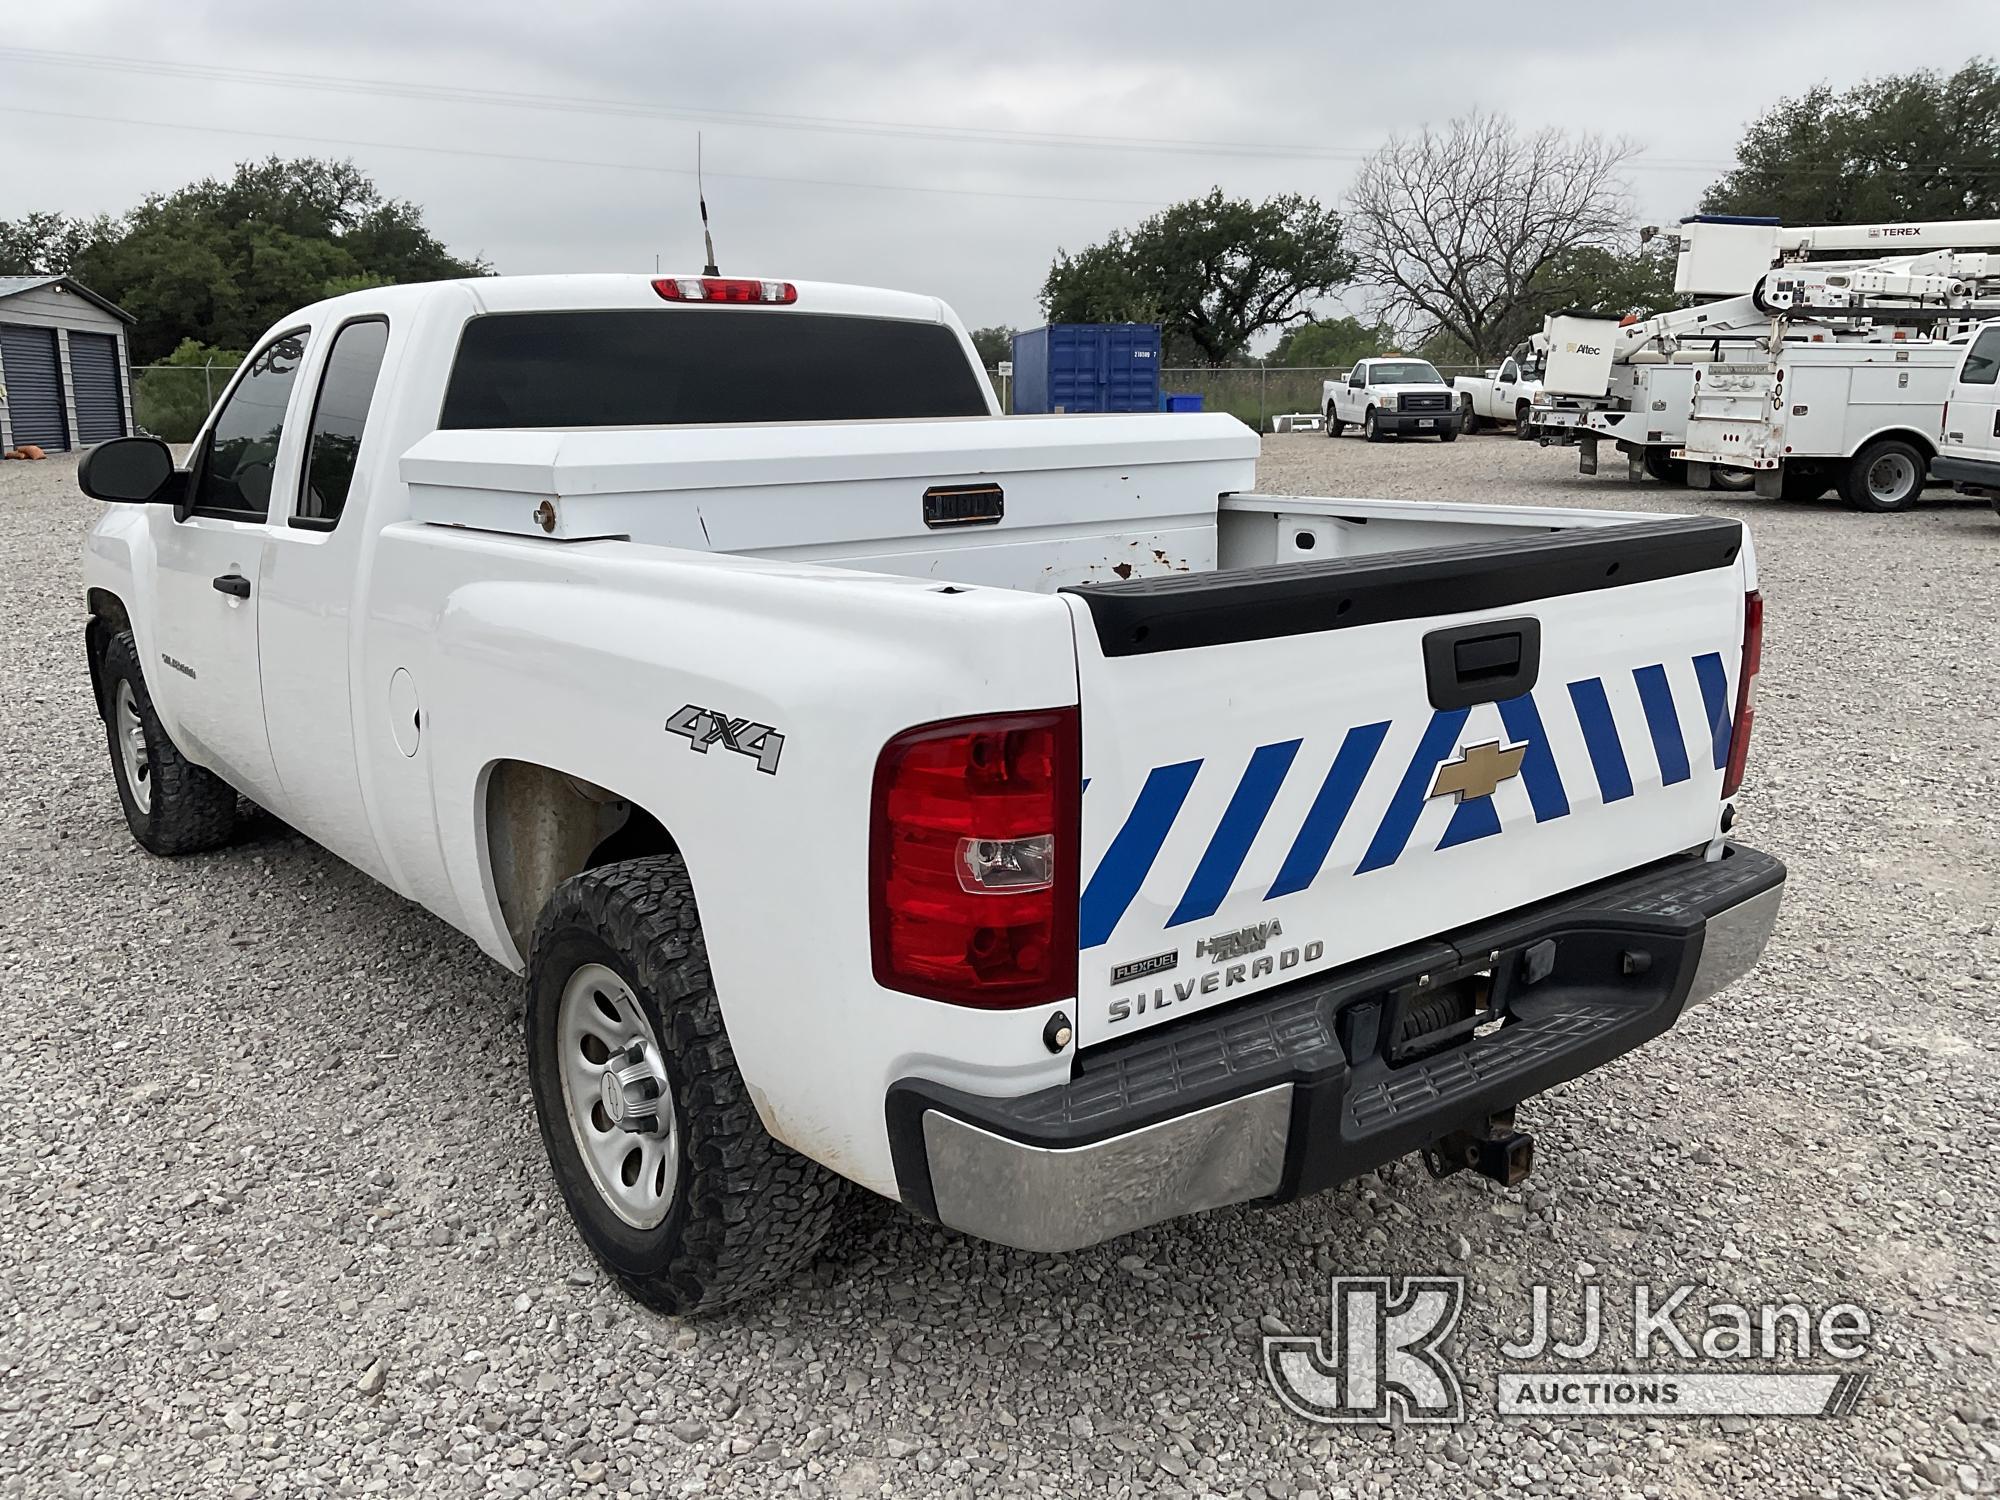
[1531,216,2000,506]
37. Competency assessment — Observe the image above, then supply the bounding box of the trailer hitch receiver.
[1423,1109,1536,1188]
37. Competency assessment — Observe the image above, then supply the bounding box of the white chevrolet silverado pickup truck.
[81,272,1784,1313]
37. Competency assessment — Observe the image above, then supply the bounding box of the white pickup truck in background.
[1453,348,1543,434]
[81,273,1783,1312]
[1322,357,1461,441]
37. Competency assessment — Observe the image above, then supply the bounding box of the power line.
[0,44,1387,163]
[0,43,1783,176]
[0,104,1173,209]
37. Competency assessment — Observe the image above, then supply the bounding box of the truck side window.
[1499,359,1518,383]
[1349,368,1365,388]
[1961,326,2000,386]
[296,318,391,529]
[194,331,307,519]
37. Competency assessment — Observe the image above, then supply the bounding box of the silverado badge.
[1427,740,1527,804]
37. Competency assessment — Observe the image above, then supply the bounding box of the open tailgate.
[1061,516,1749,1047]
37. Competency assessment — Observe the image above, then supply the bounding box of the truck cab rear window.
[438,309,990,429]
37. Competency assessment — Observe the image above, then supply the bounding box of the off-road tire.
[1642,450,1688,485]
[1838,438,1926,512]
[99,629,238,855]
[526,856,844,1314]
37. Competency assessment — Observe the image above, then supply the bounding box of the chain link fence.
[131,359,242,442]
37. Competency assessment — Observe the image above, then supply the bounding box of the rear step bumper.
[886,842,1783,1253]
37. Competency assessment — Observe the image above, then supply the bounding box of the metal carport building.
[0,276,136,453]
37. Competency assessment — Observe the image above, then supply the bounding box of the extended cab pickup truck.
[1323,357,1461,441]
[81,273,1783,1313]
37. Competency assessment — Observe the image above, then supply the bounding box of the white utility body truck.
[1322,357,1461,440]
[1452,344,1544,433]
[1533,216,2000,497]
[81,273,1782,1312]
[1936,317,2000,514]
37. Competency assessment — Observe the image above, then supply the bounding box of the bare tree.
[1345,113,1637,361]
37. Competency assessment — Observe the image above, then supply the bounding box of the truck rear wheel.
[1324,404,1343,438]
[526,856,843,1314]
[1459,396,1483,434]
[99,629,238,856]
[1839,438,1926,512]
[1642,450,1688,484]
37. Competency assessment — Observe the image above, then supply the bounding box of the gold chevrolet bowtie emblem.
[1428,740,1528,803]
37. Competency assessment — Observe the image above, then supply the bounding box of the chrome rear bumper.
[890,845,1784,1254]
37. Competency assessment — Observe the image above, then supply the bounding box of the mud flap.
[1577,434,1598,476]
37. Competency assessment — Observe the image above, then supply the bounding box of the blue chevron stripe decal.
[1080,653,1730,948]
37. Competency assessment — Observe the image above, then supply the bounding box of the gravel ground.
[3,434,1998,1500]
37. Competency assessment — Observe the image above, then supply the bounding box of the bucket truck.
[1529,216,2000,500]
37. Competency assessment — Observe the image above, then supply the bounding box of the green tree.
[966,326,1017,367]
[133,338,247,443]
[1529,242,1677,321]
[1266,315,1393,368]
[1042,189,1351,364]
[1701,60,2000,223]
[2,157,488,362]
[0,210,115,275]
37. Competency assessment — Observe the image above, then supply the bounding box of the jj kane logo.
[1262,1276,1875,1425]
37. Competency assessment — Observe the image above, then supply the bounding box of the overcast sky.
[4,1,1995,339]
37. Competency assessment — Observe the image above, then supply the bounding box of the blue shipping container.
[1010,323,1162,414]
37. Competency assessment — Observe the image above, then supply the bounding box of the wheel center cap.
[598,1069,629,1124]
[600,1043,664,1135]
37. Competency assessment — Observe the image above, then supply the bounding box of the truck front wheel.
[1363,407,1387,442]
[1840,439,1926,512]
[526,856,844,1314]
[99,629,238,856]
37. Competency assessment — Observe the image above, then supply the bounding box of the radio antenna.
[698,133,720,276]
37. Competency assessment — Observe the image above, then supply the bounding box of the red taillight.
[870,710,1080,1007]
[1722,590,1763,798]
[652,277,797,304]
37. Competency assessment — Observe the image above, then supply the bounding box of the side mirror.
[78,437,179,504]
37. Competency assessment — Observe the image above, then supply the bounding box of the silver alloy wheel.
[115,679,151,815]
[556,962,680,1229]
[1868,450,1919,505]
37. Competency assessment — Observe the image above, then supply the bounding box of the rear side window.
[1961,325,2000,386]
[438,309,989,429]
[297,318,390,529]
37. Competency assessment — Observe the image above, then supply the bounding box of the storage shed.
[0,276,135,453]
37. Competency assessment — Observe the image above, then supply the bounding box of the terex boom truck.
[1675,250,2000,509]
[1531,216,2000,488]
